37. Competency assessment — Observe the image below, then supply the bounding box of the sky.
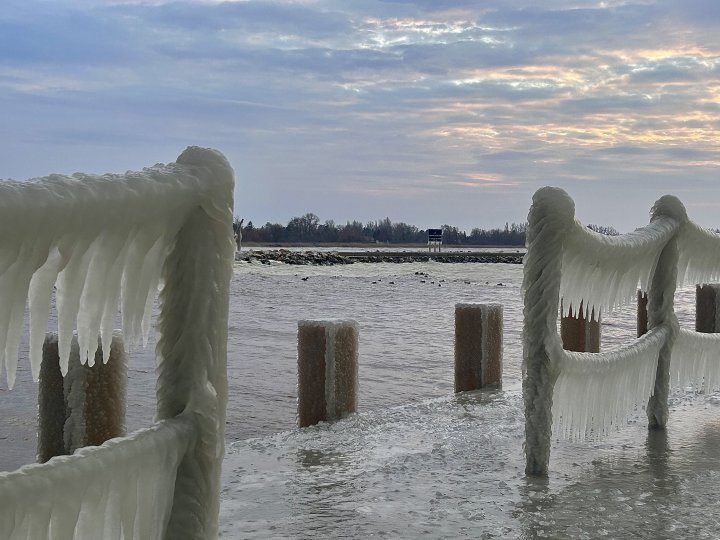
[1,0,719,233]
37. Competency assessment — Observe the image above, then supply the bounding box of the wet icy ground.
[219,389,720,538]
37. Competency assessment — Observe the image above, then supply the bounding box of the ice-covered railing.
[0,147,234,538]
[552,326,668,441]
[560,216,678,316]
[0,415,195,539]
[523,187,720,476]
[671,328,720,393]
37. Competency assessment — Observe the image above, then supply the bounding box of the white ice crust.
[0,148,228,388]
[561,217,678,317]
[0,147,234,539]
[671,328,720,392]
[0,415,195,539]
[677,221,720,287]
[553,326,667,441]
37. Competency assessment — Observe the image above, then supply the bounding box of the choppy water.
[3,256,720,538]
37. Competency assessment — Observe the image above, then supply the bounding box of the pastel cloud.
[0,0,718,231]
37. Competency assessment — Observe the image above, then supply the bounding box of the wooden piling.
[37,335,67,463]
[454,303,503,392]
[696,284,720,333]
[37,333,127,461]
[560,300,601,353]
[297,319,358,427]
[638,290,648,337]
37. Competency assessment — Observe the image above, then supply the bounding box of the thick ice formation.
[0,415,195,539]
[523,187,574,475]
[552,326,667,440]
[671,328,720,392]
[677,221,720,287]
[0,147,234,539]
[0,151,226,388]
[523,188,719,475]
[561,216,678,317]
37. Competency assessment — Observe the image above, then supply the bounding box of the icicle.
[671,328,720,392]
[677,222,720,288]
[552,325,668,441]
[560,216,678,317]
[28,250,63,380]
[0,416,195,539]
[121,228,166,348]
[0,146,234,540]
[76,231,128,366]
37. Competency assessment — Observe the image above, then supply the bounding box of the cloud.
[0,5,136,65]
[1,0,720,231]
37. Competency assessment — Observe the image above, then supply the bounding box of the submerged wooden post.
[454,303,503,391]
[37,333,127,461]
[297,319,359,427]
[37,336,67,463]
[696,284,720,333]
[560,300,601,352]
[638,290,648,337]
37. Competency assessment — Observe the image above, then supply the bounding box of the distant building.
[428,228,442,252]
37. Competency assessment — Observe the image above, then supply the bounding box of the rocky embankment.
[237,249,523,265]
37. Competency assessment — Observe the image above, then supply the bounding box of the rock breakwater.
[237,249,523,266]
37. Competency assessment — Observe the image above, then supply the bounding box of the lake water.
[2,255,720,538]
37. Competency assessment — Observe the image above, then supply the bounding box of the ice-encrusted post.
[64,334,128,453]
[454,303,503,391]
[646,196,686,429]
[37,333,127,462]
[155,148,235,539]
[560,300,600,352]
[522,187,576,476]
[696,284,720,333]
[297,319,359,427]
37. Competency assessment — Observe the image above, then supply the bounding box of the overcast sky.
[1,0,719,232]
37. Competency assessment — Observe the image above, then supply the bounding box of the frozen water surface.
[219,260,720,538]
[220,391,720,538]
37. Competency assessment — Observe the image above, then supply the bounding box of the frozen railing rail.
[552,325,669,441]
[523,187,720,475]
[0,147,235,539]
[0,415,195,539]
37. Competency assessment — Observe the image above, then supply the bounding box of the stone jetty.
[237,249,523,266]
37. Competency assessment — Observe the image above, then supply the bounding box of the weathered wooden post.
[454,303,503,391]
[637,290,648,337]
[297,319,359,427]
[37,333,127,462]
[560,300,601,352]
[696,284,720,333]
[37,335,67,463]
